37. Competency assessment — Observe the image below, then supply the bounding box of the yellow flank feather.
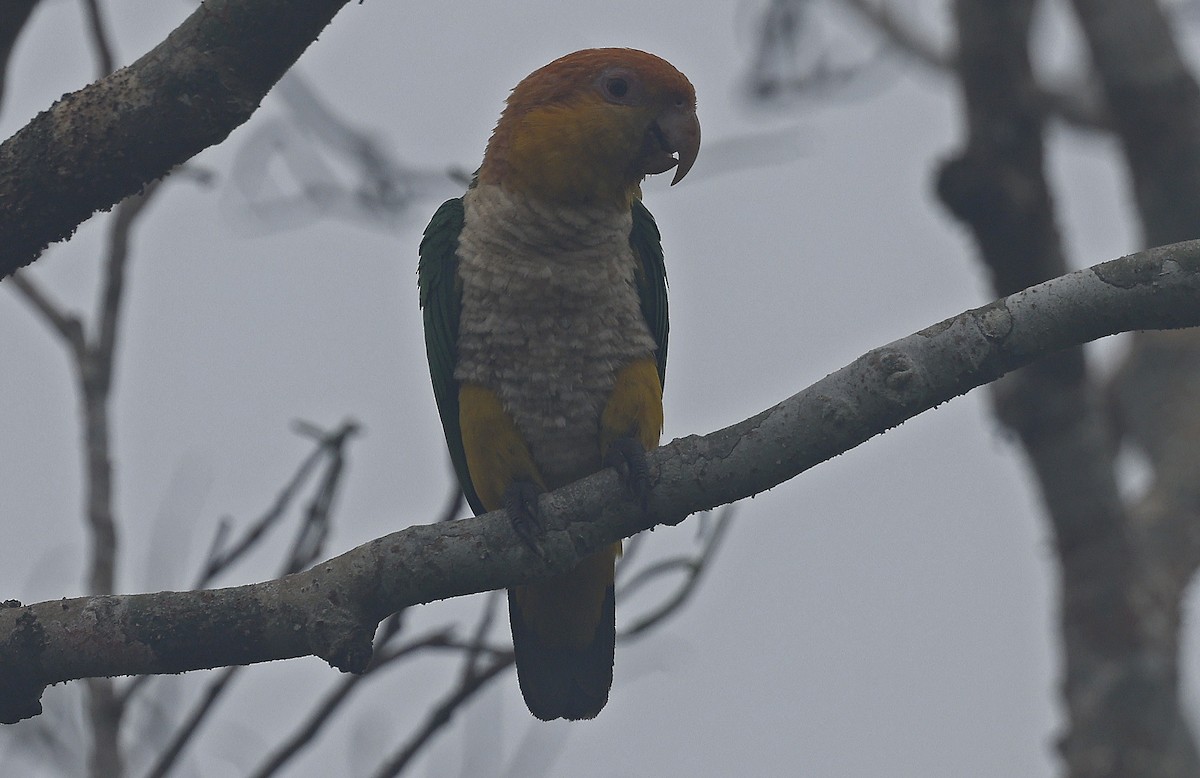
[460,363,661,653]
[600,358,664,456]
[512,357,661,649]
[459,383,545,510]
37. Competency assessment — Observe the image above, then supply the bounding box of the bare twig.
[142,665,239,778]
[194,420,359,586]
[370,656,514,778]
[248,629,472,778]
[247,602,515,778]
[8,177,166,778]
[460,591,502,684]
[619,508,733,640]
[85,183,167,778]
[0,0,39,113]
[743,0,888,103]
[95,182,161,381]
[839,0,951,69]
[437,479,465,523]
[282,421,359,574]
[140,420,360,776]
[79,0,114,79]
[6,186,161,369]
[225,70,459,232]
[6,273,85,356]
[5,154,167,778]
[119,419,361,708]
[82,183,166,597]
[831,0,1109,129]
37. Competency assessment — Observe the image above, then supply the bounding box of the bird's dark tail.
[507,544,618,721]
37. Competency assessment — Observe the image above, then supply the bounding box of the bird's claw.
[505,480,545,555]
[605,436,652,509]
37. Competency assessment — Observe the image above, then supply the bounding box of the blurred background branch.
[0,0,39,112]
[10,178,166,777]
[739,1,1200,775]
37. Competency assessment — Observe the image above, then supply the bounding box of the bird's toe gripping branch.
[505,478,546,555]
[604,436,652,510]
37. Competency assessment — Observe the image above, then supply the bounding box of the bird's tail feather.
[508,546,617,721]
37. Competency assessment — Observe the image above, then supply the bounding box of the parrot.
[418,48,699,721]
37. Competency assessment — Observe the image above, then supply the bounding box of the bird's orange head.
[478,48,700,208]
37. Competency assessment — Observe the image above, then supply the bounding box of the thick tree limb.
[4,241,1200,724]
[937,3,1193,775]
[1071,0,1200,246]
[1066,2,1200,774]
[0,0,353,279]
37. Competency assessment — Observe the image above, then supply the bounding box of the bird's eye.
[606,77,629,99]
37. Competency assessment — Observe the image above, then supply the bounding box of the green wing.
[418,197,485,516]
[630,199,669,386]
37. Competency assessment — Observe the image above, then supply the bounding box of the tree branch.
[1071,0,1200,245]
[93,180,161,387]
[79,0,115,80]
[839,0,952,71]
[370,656,513,778]
[6,273,86,357]
[936,4,1181,774]
[1065,2,1200,773]
[0,0,354,278]
[3,241,1200,724]
[143,665,239,778]
[0,0,39,113]
[617,507,733,640]
[835,0,1110,130]
[9,180,166,778]
[138,418,358,776]
[247,628,459,778]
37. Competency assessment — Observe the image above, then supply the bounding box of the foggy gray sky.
[0,1,1159,776]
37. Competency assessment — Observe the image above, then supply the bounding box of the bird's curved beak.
[641,106,701,185]
[662,107,700,185]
